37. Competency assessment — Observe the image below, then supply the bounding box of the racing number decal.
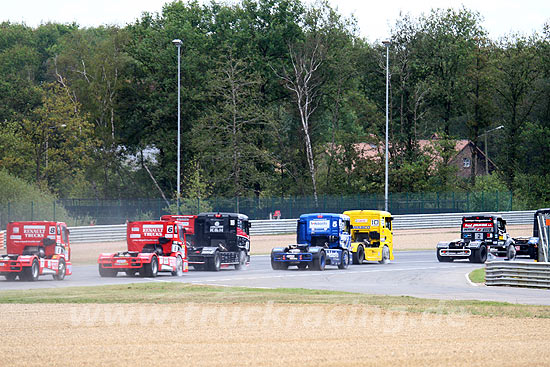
[167,225,174,234]
[49,227,56,235]
[371,219,379,226]
[475,233,483,240]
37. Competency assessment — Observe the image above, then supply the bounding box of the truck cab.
[344,210,393,264]
[271,213,351,271]
[189,212,250,271]
[0,221,72,281]
[97,220,188,277]
[161,214,196,246]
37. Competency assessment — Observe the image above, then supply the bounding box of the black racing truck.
[188,212,251,271]
[512,208,550,261]
[436,215,516,263]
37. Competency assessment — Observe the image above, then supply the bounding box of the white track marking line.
[185,266,447,284]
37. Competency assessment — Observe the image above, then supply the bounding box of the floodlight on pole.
[172,38,183,214]
[382,40,391,212]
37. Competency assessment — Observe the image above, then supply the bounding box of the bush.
[0,170,76,228]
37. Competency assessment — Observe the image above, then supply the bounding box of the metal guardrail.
[66,210,536,243]
[69,225,126,243]
[485,261,550,289]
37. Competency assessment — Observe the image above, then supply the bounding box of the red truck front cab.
[97,220,188,278]
[0,221,72,281]
[160,214,196,246]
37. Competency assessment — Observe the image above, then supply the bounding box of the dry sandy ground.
[1,225,532,264]
[0,303,548,367]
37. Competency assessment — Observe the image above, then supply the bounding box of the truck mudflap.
[439,248,471,257]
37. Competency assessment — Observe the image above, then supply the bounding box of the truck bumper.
[439,248,471,257]
[271,252,313,263]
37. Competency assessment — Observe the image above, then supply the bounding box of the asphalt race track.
[1,251,548,305]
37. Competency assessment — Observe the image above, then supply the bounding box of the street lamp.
[382,40,391,212]
[482,125,504,175]
[172,38,183,214]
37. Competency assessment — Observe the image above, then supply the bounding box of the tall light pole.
[382,40,391,212]
[482,125,504,175]
[172,39,183,214]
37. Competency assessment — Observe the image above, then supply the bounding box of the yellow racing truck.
[343,210,394,264]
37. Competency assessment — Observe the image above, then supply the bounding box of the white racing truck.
[436,215,516,263]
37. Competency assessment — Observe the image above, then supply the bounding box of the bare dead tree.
[274,38,325,206]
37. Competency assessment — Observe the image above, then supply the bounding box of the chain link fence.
[0,191,515,228]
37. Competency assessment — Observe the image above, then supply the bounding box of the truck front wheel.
[379,246,390,264]
[506,244,516,261]
[353,246,364,265]
[338,250,350,269]
[53,259,66,280]
[235,250,247,270]
[470,245,487,264]
[171,255,184,276]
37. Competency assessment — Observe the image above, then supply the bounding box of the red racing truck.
[160,214,196,247]
[97,220,188,277]
[0,221,72,281]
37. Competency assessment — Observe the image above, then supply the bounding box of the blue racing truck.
[271,213,352,271]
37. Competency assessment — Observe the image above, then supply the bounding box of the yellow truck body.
[343,210,394,264]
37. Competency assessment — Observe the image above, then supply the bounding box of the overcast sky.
[2,0,549,42]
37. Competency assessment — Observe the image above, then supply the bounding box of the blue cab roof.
[299,213,349,221]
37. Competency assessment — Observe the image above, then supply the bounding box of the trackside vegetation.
[1,2,550,210]
[469,268,486,284]
[0,283,548,318]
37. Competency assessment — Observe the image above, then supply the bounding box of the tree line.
[0,0,549,208]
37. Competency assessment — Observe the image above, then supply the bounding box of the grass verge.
[469,268,486,283]
[0,282,548,318]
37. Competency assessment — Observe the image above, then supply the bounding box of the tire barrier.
[485,261,550,289]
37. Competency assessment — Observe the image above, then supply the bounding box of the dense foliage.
[0,1,549,208]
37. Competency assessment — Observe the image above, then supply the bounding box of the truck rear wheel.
[98,265,117,277]
[53,259,66,280]
[352,246,364,265]
[125,269,138,277]
[311,251,326,271]
[470,245,487,264]
[208,251,221,271]
[21,258,40,281]
[437,251,453,262]
[338,250,350,269]
[4,273,17,281]
[271,257,288,270]
[144,256,159,277]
